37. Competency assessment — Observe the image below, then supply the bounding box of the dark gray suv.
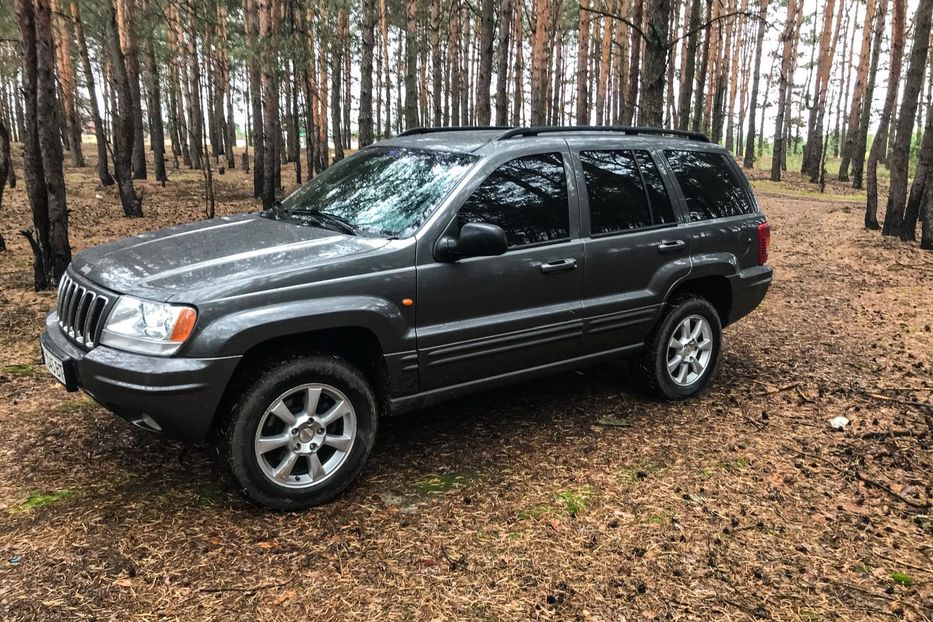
[40,126,772,509]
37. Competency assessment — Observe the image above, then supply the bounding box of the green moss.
[891,571,914,586]
[554,485,596,516]
[9,489,76,512]
[517,503,551,520]
[412,472,477,496]
[59,396,98,414]
[3,364,35,376]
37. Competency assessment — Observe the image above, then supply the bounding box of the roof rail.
[398,126,514,137]
[495,126,710,143]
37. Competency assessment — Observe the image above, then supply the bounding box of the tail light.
[757,221,771,265]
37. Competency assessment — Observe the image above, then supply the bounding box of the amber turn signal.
[170,307,198,342]
[402,298,414,307]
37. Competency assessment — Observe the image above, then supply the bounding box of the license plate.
[42,345,67,386]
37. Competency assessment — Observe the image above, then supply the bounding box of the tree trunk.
[576,0,591,124]
[595,9,614,126]
[52,0,84,168]
[801,0,840,179]
[186,5,204,171]
[691,0,712,132]
[511,0,525,126]
[639,0,671,127]
[475,0,495,125]
[359,0,376,147]
[245,0,264,196]
[852,0,887,189]
[771,0,799,181]
[143,35,167,185]
[743,0,768,167]
[404,0,419,129]
[677,0,702,129]
[905,94,933,242]
[495,0,514,125]
[332,7,347,162]
[105,0,143,218]
[865,0,905,229]
[71,0,114,185]
[839,0,877,180]
[623,0,645,124]
[115,0,147,179]
[259,0,278,208]
[884,0,933,238]
[530,0,552,125]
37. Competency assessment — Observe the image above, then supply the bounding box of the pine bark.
[640,0,672,127]
[530,0,552,125]
[576,0,591,124]
[865,0,905,229]
[475,0,496,125]
[259,0,278,208]
[404,0,419,129]
[771,0,799,181]
[332,7,347,162]
[743,0,768,167]
[883,0,933,238]
[801,0,840,179]
[852,0,887,188]
[245,0,264,195]
[71,0,114,185]
[143,35,166,184]
[52,0,84,168]
[105,0,143,217]
[495,0,514,125]
[116,0,147,179]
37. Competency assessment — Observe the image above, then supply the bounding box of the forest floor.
[0,151,931,621]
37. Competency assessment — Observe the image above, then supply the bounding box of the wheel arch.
[664,274,733,327]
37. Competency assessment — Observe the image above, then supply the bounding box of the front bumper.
[40,312,241,440]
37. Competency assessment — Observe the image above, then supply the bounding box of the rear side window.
[664,150,754,221]
[459,153,570,248]
[580,149,676,235]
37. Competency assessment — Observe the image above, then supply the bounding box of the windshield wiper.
[289,209,359,236]
[260,199,289,221]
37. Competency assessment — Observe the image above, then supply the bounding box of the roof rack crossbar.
[494,126,709,142]
[398,126,514,137]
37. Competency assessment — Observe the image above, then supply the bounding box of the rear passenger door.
[661,149,761,272]
[574,147,692,354]
[415,150,585,390]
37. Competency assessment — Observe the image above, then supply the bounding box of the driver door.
[415,151,585,390]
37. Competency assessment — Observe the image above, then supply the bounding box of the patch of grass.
[554,485,596,516]
[412,472,477,496]
[647,514,666,525]
[850,564,873,574]
[193,483,226,505]
[723,457,750,472]
[890,571,914,586]
[3,364,35,377]
[518,503,551,520]
[59,396,98,414]
[9,489,76,513]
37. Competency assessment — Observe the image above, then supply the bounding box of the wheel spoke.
[305,386,323,415]
[269,401,296,426]
[256,433,291,454]
[323,434,352,452]
[667,354,683,373]
[676,363,689,384]
[697,338,712,351]
[689,359,702,374]
[689,319,703,340]
[273,451,299,481]
[318,399,351,427]
[307,454,324,481]
[668,336,682,351]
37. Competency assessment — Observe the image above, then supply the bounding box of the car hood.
[71,213,389,300]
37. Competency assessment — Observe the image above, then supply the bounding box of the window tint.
[580,151,652,234]
[664,150,754,221]
[459,153,570,247]
[634,151,676,224]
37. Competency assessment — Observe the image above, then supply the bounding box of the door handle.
[539,258,578,274]
[655,240,686,254]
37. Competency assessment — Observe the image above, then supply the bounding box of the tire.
[638,296,722,400]
[213,354,378,510]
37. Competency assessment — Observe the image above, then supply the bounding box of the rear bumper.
[40,312,241,440]
[727,265,773,325]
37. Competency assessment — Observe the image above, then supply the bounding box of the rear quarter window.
[664,150,754,221]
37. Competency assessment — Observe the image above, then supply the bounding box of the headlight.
[100,296,198,356]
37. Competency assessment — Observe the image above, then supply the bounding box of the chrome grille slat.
[55,273,109,348]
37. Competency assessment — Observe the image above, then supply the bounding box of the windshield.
[277,147,478,237]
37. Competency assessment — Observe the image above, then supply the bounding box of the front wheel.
[214,355,378,510]
[638,296,722,400]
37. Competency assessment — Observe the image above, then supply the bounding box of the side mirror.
[436,222,508,261]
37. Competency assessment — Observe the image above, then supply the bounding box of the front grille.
[56,273,109,348]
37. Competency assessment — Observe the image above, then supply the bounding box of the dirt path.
[0,164,931,621]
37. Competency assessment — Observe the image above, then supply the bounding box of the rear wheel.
[214,355,377,510]
[638,296,722,400]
